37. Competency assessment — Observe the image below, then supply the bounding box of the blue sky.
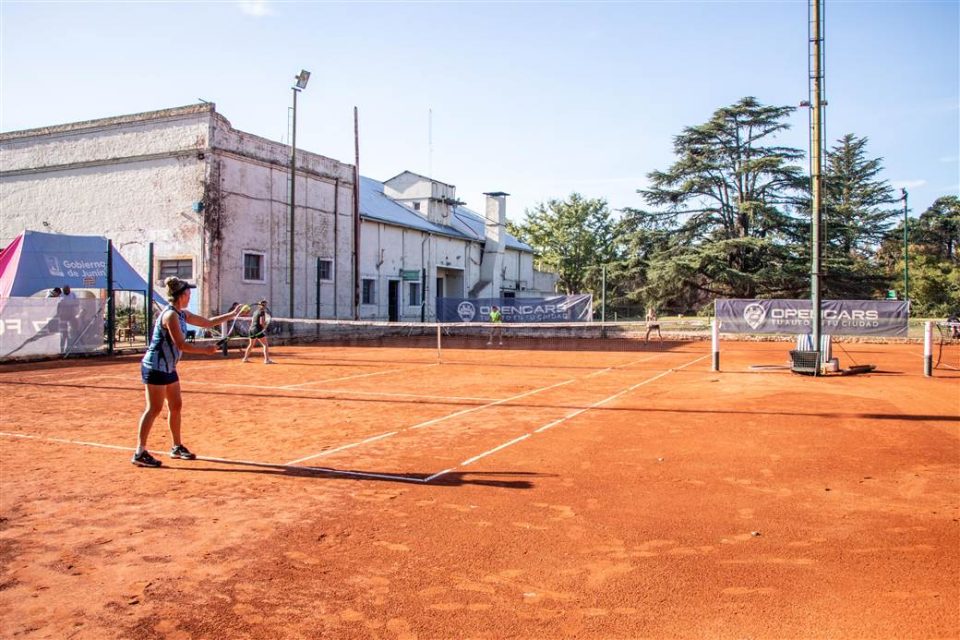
[2,1,957,221]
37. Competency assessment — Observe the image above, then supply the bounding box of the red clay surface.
[1,339,958,639]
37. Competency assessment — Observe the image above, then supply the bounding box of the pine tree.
[638,97,808,307]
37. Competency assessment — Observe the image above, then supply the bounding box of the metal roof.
[360,176,532,252]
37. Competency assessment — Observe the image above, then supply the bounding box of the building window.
[318,259,333,281]
[362,278,376,305]
[243,252,265,282]
[407,282,422,306]
[503,291,516,299]
[158,258,193,279]
[412,202,421,211]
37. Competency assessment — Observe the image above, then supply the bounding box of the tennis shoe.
[264,359,275,364]
[131,450,162,468]
[170,444,197,460]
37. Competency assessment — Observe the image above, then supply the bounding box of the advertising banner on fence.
[1,297,104,359]
[715,299,909,337]
[438,294,593,323]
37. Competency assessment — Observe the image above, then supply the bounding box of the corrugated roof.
[360,176,532,252]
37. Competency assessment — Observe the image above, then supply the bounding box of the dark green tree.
[508,193,614,294]
[637,97,808,309]
[822,134,900,255]
[807,134,902,298]
[913,195,960,261]
[879,196,960,315]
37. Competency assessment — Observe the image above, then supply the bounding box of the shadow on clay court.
[163,458,545,488]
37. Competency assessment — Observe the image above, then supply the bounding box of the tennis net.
[260,318,707,355]
[934,321,960,370]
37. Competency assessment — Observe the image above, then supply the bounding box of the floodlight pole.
[288,70,310,318]
[808,0,825,375]
[288,87,299,318]
[902,188,909,303]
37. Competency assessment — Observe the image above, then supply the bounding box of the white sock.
[135,445,145,455]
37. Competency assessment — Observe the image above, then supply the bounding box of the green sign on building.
[400,269,420,281]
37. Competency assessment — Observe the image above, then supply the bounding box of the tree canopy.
[510,97,959,319]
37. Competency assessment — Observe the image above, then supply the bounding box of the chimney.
[476,191,508,298]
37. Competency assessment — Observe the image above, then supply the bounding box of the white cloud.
[892,179,927,190]
[238,1,273,17]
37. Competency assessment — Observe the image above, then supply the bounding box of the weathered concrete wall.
[1,104,357,319]
[0,107,214,305]
[209,117,355,317]
[358,222,428,320]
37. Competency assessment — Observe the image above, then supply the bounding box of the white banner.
[0,297,105,359]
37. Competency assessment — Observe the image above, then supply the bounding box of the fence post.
[711,317,720,372]
[107,240,115,355]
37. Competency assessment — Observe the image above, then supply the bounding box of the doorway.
[388,280,400,322]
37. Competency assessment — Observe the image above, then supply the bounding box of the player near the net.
[242,299,275,364]
[487,305,504,346]
[132,277,245,468]
[645,307,663,342]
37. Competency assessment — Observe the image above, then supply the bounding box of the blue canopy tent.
[0,230,164,303]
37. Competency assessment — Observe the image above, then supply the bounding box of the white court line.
[1,350,699,486]
[277,353,665,467]
[0,431,135,452]
[280,377,580,469]
[0,431,429,484]
[425,353,709,482]
[1,371,119,385]
[88,374,496,402]
[460,434,530,466]
[285,430,398,465]
[409,378,577,429]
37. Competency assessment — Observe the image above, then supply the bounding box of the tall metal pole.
[107,240,115,355]
[809,0,825,374]
[902,188,909,302]
[288,86,298,318]
[353,106,361,320]
[600,264,606,323]
[146,242,154,338]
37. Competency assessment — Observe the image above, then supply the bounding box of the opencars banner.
[438,295,593,323]
[715,299,908,337]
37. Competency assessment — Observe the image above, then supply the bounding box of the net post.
[924,321,933,377]
[436,322,442,364]
[711,317,720,372]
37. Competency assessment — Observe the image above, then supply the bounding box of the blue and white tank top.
[141,306,186,373]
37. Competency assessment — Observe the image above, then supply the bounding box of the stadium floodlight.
[294,70,310,90]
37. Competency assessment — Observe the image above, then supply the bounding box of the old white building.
[1,103,555,321]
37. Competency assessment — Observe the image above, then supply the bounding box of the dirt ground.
[1,340,957,639]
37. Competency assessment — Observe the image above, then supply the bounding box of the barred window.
[158,259,193,279]
[362,279,376,305]
[243,253,265,282]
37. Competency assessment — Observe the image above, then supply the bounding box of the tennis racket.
[216,304,251,349]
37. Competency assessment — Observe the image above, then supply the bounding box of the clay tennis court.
[1,337,957,639]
